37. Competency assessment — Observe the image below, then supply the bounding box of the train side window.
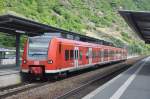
[108,50,110,57]
[96,51,99,58]
[74,50,76,59]
[107,50,108,57]
[92,51,94,58]
[86,51,89,59]
[99,51,101,58]
[65,50,69,61]
[92,51,96,58]
[95,51,97,58]
[70,50,74,60]
[74,50,79,59]
[104,50,106,57]
[59,42,62,53]
[80,51,82,60]
[101,50,103,57]
[77,50,79,59]
[110,51,113,57]
[94,51,96,58]
[112,51,114,57]
[104,50,108,57]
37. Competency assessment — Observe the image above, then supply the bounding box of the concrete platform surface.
[0,65,20,88]
[83,57,150,99]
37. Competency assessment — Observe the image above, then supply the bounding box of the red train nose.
[30,67,43,75]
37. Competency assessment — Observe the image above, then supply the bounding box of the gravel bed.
[5,57,143,99]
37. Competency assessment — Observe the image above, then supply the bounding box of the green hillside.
[0,0,150,55]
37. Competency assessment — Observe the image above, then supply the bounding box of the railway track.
[0,83,25,92]
[55,64,131,99]
[0,82,49,98]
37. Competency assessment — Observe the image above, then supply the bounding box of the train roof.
[54,37,124,50]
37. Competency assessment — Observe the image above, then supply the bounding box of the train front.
[21,35,51,79]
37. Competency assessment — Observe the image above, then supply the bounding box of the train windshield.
[28,36,51,60]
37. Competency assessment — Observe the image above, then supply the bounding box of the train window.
[96,51,98,58]
[28,36,51,59]
[77,50,79,59]
[80,51,82,60]
[104,50,106,57]
[74,50,76,59]
[93,51,96,58]
[95,52,97,58]
[95,51,97,58]
[65,50,69,61]
[96,51,99,58]
[92,52,94,58]
[59,43,62,53]
[110,51,113,57]
[88,48,91,58]
[104,50,108,57]
[112,51,114,57]
[74,50,79,59]
[86,51,89,59]
[99,51,101,58]
[70,50,74,60]
[101,50,104,57]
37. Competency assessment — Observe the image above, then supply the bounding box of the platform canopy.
[0,14,94,38]
[119,10,150,43]
[0,14,73,36]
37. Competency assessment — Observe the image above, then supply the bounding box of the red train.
[21,33,127,79]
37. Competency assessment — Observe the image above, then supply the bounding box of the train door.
[74,47,79,68]
[89,48,92,64]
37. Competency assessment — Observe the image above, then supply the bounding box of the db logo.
[34,61,39,65]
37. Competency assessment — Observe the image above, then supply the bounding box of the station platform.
[0,65,19,76]
[0,64,20,88]
[83,57,150,99]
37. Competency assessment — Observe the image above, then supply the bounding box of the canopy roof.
[0,14,114,46]
[119,10,150,43]
[0,14,83,36]
[0,14,90,37]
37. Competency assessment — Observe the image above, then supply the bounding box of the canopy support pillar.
[16,34,20,67]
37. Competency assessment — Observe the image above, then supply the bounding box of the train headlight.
[23,60,27,64]
[48,60,53,64]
